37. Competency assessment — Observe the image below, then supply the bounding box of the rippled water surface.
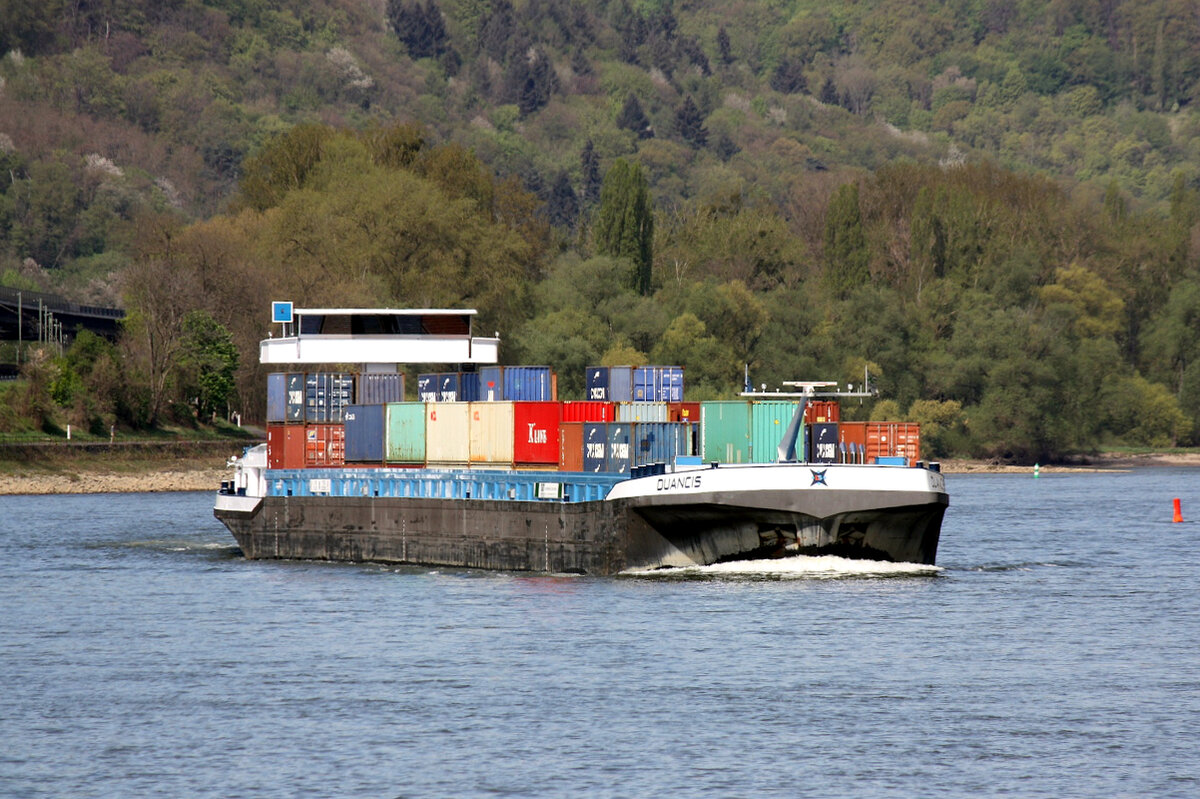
[3,469,1199,798]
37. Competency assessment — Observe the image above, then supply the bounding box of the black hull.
[215,492,946,574]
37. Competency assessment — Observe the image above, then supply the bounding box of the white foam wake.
[625,554,942,579]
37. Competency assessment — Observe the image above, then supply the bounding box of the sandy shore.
[3,451,1199,495]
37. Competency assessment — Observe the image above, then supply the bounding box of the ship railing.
[264,467,625,502]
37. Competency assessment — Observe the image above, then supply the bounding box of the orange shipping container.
[866,422,920,464]
[305,424,345,468]
[838,421,867,464]
[559,422,584,472]
[804,400,841,424]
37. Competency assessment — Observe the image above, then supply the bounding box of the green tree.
[823,182,869,296]
[594,159,654,295]
[178,311,238,418]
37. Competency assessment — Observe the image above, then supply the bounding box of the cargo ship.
[214,305,948,574]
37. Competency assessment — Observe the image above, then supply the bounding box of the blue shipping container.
[630,422,693,468]
[586,366,633,402]
[583,423,608,472]
[607,423,631,474]
[417,374,439,402]
[504,366,553,401]
[285,373,305,422]
[305,373,354,423]
[458,372,481,402]
[810,422,838,463]
[659,366,684,402]
[438,373,461,402]
[633,367,656,402]
[344,404,385,462]
[478,366,504,401]
[357,373,405,405]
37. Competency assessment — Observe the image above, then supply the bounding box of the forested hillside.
[1,0,1199,460]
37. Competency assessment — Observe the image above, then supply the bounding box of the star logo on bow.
[810,469,828,486]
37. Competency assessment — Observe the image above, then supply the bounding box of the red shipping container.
[560,401,615,422]
[305,424,345,467]
[559,422,584,471]
[866,422,921,463]
[514,401,562,464]
[267,424,306,469]
[804,400,841,424]
[668,402,701,423]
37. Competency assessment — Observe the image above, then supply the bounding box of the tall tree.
[580,139,601,205]
[616,93,654,139]
[823,182,869,296]
[674,96,708,148]
[594,159,654,295]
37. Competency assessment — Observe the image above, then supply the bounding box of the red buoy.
[1173,498,1184,523]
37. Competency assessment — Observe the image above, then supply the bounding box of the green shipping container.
[750,401,803,463]
[700,401,751,464]
[386,402,427,463]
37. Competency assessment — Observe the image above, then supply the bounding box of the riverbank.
[4,448,1200,495]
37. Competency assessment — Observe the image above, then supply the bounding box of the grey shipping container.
[266,373,287,423]
[344,404,385,462]
[357,373,405,405]
[630,422,693,468]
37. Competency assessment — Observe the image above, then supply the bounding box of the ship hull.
[215,464,947,574]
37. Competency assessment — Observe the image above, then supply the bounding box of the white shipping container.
[425,402,471,464]
[469,402,515,465]
[615,401,670,423]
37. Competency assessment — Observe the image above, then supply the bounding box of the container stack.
[264,367,919,472]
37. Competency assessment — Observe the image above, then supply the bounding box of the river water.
[2,468,1198,798]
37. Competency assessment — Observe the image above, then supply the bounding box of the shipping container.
[615,401,670,423]
[701,401,751,464]
[469,402,515,465]
[478,366,504,401]
[458,372,481,402]
[385,402,427,464]
[585,366,633,402]
[305,424,345,467]
[750,401,801,463]
[305,372,354,423]
[866,422,920,464]
[659,366,684,402]
[344,404,385,463]
[267,424,306,469]
[668,402,701,423]
[503,366,554,401]
[559,422,584,471]
[607,423,631,474]
[838,421,867,464]
[266,373,287,423]
[583,423,608,472]
[810,422,838,463]
[560,401,615,422]
[514,402,561,465]
[630,422,693,468]
[633,366,657,402]
[425,402,471,464]
[268,373,306,423]
[804,399,841,424]
[438,373,461,402]
[356,373,405,405]
[416,374,439,402]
